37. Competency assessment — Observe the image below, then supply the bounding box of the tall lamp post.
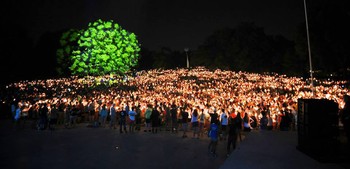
[303,0,314,94]
[184,48,189,68]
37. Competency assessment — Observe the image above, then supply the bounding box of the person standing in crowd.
[198,108,206,137]
[57,102,65,126]
[119,106,127,133]
[158,104,165,131]
[290,106,297,131]
[227,114,239,157]
[191,107,199,139]
[279,109,291,131]
[209,108,219,124]
[124,102,130,116]
[144,104,152,132]
[243,112,251,132]
[109,103,117,129]
[220,108,229,140]
[208,121,219,157]
[250,113,258,130]
[181,107,189,138]
[164,102,171,131]
[87,100,95,122]
[70,104,80,128]
[267,113,273,130]
[38,103,49,130]
[259,110,268,130]
[177,107,183,131]
[64,105,72,128]
[11,101,16,122]
[135,104,142,131]
[170,103,178,133]
[14,104,22,129]
[150,105,160,133]
[48,104,58,131]
[209,107,219,128]
[128,106,137,133]
[234,112,243,141]
[340,95,350,142]
[99,104,108,128]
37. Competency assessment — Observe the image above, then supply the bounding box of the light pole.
[303,0,314,94]
[184,48,189,68]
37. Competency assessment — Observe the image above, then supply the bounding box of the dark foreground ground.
[220,129,350,169]
[0,119,231,169]
[1,118,350,169]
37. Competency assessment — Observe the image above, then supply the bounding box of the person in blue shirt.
[128,106,137,133]
[14,104,22,129]
[208,122,219,157]
[99,104,108,128]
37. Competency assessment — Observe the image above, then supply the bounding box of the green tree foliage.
[56,29,81,76]
[70,19,141,76]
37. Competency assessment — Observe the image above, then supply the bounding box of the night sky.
[0,0,310,84]
[1,0,304,51]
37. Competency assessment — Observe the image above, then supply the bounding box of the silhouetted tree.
[137,47,155,70]
[193,23,293,73]
[34,31,63,79]
[56,29,81,76]
[0,23,34,83]
[152,47,173,69]
[295,0,350,76]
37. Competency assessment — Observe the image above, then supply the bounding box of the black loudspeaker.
[297,99,339,162]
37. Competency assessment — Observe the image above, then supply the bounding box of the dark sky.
[1,0,305,51]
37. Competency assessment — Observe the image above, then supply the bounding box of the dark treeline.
[1,0,349,85]
[140,0,350,79]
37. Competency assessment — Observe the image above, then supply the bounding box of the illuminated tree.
[70,19,141,76]
[56,29,81,76]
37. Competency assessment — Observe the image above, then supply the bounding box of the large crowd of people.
[1,67,349,137]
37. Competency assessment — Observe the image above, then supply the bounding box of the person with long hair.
[191,107,199,139]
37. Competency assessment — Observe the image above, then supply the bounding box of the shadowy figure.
[227,115,239,157]
[340,95,350,142]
